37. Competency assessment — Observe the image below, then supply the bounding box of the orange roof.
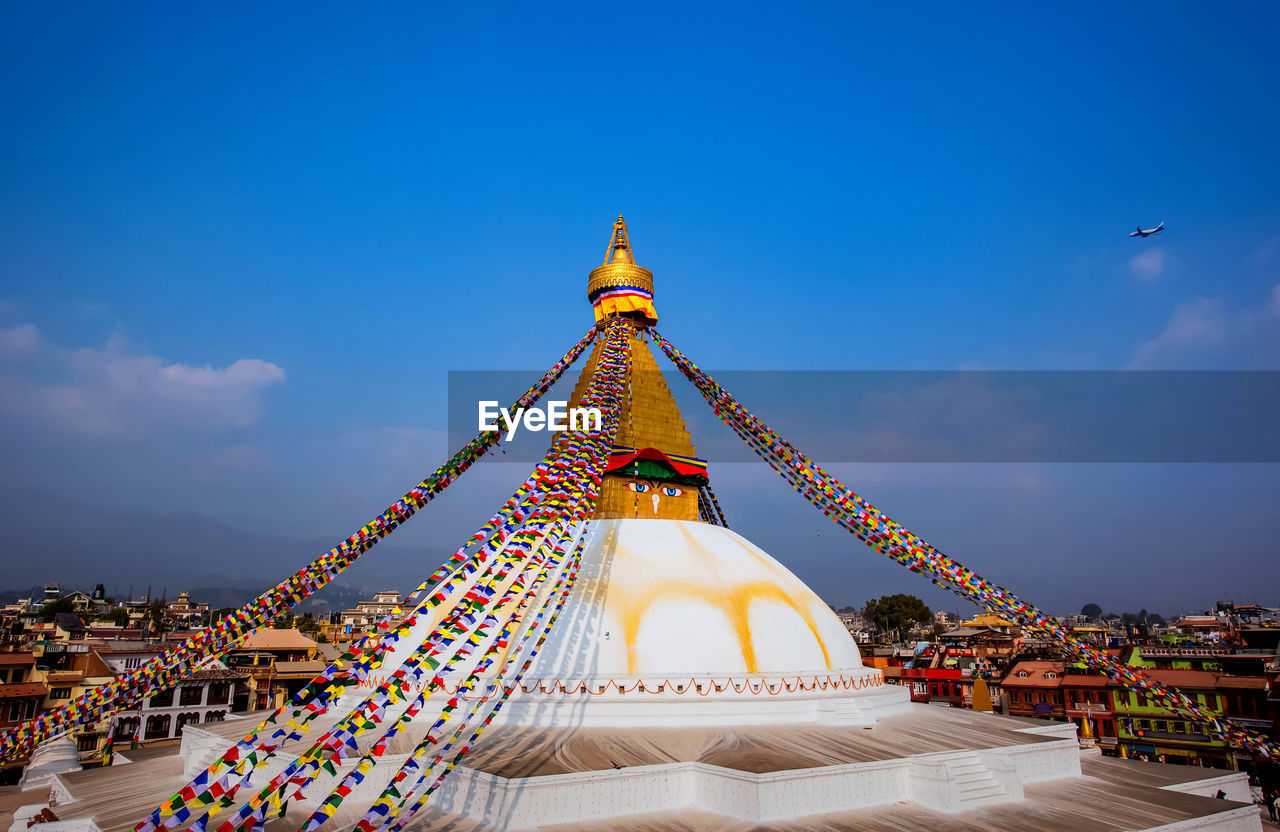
[71,651,113,678]
[1142,669,1219,689]
[1214,675,1266,690]
[237,628,318,652]
[1002,661,1065,687]
[961,613,1017,628]
[1061,675,1111,688]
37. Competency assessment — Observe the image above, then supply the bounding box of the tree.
[1080,603,1102,620]
[864,594,933,644]
[39,597,77,621]
[295,613,321,635]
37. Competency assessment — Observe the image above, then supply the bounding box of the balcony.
[1134,730,1215,744]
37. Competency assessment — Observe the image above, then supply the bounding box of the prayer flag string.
[650,328,1279,763]
[0,327,597,766]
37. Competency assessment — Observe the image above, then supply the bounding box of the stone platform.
[16,705,1260,832]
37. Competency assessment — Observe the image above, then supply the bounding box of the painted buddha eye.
[662,486,683,497]
[627,482,651,493]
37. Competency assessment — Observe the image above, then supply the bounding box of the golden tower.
[569,217,707,521]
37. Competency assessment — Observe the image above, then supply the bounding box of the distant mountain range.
[0,487,443,611]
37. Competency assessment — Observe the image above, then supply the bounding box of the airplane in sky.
[1129,221,1165,238]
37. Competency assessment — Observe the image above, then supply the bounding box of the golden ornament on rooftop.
[588,216,658,324]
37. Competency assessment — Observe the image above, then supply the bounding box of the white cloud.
[1129,298,1230,369]
[0,323,41,356]
[0,324,285,438]
[1129,248,1165,282]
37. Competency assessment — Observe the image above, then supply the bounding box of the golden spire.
[587,215,657,325]
[602,215,635,265]
[1080,710,1095,741]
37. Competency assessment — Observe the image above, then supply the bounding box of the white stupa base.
[24,704,1261,832]
[490,669,907,728]
[18,737,82,792]
[428,724,1082,831]
[164,711,1257,832]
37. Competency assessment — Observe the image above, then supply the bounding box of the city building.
[1000,660,1067,721]
[1113,669,1232,766]
[225,628,323,711]
[111,666,246,746]
[1173,615,1226,641]
[1062,674,1118,751]
[163,591,211,627]
[336,590,402,637]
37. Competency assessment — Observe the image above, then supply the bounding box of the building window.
[208,683,230,705]
[76,734,99,753]
[176,712,201,736]
[149,688,176,708]
[125,658,142,669]
[179,686,203,707]
[145,714,171,740]
[114,718,139,741]
[50,687,72,699]
[1037,693,1047,704]
[204,711,226,723]
[1155,720,1167,732]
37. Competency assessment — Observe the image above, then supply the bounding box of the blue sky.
[1,3,1278,615]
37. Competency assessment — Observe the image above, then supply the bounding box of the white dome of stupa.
[526,518,862,680]
[494,518,897,728]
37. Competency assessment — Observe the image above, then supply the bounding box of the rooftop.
[960,613,1017,629]
[1142,669,1220,689]
[1000,661,1064,687]
[233,628,318,652]
[182,668,247,683]
[273,660,328,675]
[1213,674,1267,690]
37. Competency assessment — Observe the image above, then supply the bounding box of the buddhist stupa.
[324,216,893,727]
[22,218,1261,832]
[493,215,895,729]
